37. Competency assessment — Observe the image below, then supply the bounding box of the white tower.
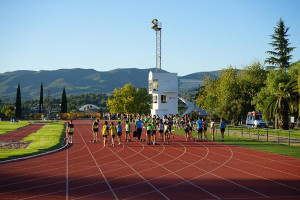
[149,71,178,118]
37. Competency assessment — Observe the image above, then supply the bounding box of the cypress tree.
[39,81,43,113]
[265,18,295,71]
[15,82,22,118]
[61,87,68,113]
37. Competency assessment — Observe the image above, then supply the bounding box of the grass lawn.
[0,121,66,161]
[173,129,300,159]
[0,121,32,135]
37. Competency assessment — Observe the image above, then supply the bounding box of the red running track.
[0,120,300,200]
[0,123,45,142]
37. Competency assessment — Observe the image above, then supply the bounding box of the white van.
[246,111,267,128]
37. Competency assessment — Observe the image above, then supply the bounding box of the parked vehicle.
[246,111,267,128]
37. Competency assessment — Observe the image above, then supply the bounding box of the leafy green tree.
[39,81,43,113]
[107,83,151,114]
[1,105,15,118]
[61,87,68,113]
[265,18,295,71]
[196,62,267,125]
[15,82,22,118]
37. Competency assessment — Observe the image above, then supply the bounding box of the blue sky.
[0,0,299,76]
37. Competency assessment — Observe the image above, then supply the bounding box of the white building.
[149,71,178,118]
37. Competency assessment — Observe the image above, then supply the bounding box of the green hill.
[0,68,221,102]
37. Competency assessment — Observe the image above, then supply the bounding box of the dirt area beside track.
[0,142,30,149]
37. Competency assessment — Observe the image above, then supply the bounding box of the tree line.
[195,19,299,129]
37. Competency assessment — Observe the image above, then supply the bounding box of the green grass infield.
[0,121,66,161]
[173,129,300,159]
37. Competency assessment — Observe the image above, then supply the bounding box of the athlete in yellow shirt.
[110,122,116,146]
[102,121,108,147]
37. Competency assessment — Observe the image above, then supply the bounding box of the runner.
[146,123,152,145]
[220,119,226,141]
[164,121,169,144]
[67,120,75,143]
[102,121,109,147]
[196,116,203,141]
[117,121,122,145]
[152,121,157,145]
[158,119,164,140]
[110,122,116,146]
[210,119,215,141]
[202,118,208,141]
[184,120,190,142]
[91,119,99,142]
[125,121,131,142]
[135,117,143,141]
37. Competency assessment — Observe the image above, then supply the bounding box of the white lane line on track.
[123,142,220,200]
[192,142,300,191]
[186,141,300,193]
[100,143,170,200]
[73,125,169,200]
[77,142,210,199]
[233,145,300,167]
[130,141,269,199]
[226,146,300,171]
[25,132,204,199]
[76,124,119,200]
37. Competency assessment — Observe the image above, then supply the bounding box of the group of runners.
[65,115,227,146]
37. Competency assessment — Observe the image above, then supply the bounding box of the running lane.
[0,120,300,200]
[0,123,45,142]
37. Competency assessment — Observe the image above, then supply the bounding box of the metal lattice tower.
[152,19,162,73]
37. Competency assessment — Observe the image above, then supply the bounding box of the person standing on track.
[125,121,131,142]
[66,120,75,144]
[135,117,143,141]
[91,119,99,142]
[110,122,116,146]
[146,123,152,145]
[152,121,157,145]
[102,121,109,147]
[210,119,215,141]
[202,118,208,141]
[117,121,122,145]
[164,121,169,144]
[196,116,203,142]
[220,119,226,141]
[158,119,164,141]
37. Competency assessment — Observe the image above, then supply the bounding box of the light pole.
[152,19,162,73]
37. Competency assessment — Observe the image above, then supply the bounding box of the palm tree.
[262,77,298,129]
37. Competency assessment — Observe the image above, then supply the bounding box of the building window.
[161,95,167,103]
[153,95,158,103]
[149,80,152,92]
[153,79,158,91]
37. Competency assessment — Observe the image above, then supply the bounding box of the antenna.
[152,19,162,73]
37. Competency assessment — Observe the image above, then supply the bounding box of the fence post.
[289,130,290,146]
[228,126,229,137]
[241,126,243,138]
[277,129,279,144]
[258,129,259,141]
[267,128,268,142]
[249,128,250,138]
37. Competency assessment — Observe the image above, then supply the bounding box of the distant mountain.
[0,68,222,102]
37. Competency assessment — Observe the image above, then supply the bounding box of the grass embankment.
[0,121,32,135]
[173,129,300,159]
[0,121,66,161]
